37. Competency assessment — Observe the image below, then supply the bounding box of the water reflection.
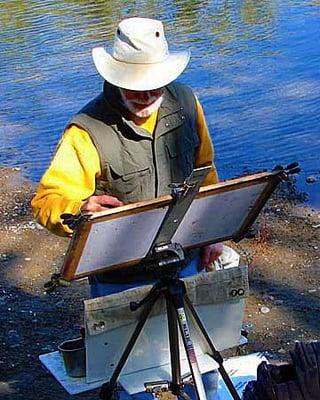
[241,0,275,25]
[0,0,319,207]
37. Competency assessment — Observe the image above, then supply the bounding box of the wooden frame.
[60,170,281,281]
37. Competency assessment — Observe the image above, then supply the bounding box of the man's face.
[119,88,164,118]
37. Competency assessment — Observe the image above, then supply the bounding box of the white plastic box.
[84,265,249,386]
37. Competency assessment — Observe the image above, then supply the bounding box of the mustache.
[122,95,164,118]
[119,88,163,105]
[128,96,161,105]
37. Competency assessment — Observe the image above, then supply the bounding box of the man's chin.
[122,95,164,119]
[133,108,155,118]
[131,100,163,118]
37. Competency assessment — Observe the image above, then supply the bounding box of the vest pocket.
[165,137,199,182]
[108,164,153,200]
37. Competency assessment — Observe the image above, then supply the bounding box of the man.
[32,17,231,399]
[32,17,223,293]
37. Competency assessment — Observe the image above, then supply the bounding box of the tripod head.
[145,242,186,277]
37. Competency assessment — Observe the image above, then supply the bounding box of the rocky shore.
[0,166,319,399]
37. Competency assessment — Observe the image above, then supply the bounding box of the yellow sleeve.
[31,125,101,237]
[195,97,219,186]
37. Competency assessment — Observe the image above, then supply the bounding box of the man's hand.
[199,243,224,271]
[81,195,124,213]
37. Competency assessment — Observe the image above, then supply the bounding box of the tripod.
[99,264,241,400]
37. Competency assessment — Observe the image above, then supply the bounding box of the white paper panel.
[75,207,168,276]
[172,183,266,246]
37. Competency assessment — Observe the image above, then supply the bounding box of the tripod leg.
[166,296,182,387]
[167,280,207,400]
[100,294,159,400]
[184,296,241,400]
[173,301,207,400]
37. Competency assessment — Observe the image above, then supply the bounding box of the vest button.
[181,115,185,120]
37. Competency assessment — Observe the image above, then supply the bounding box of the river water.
[1,0,319,208]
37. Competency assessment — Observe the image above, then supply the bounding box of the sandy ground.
[0,166,319,400]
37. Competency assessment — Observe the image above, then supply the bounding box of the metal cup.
[58,337,86,377]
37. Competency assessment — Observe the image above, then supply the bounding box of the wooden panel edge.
[197,170,276,198]
[85,170,277,224]
[233,176,281,242]
[60,222,92,281]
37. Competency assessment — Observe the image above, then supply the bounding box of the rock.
[306,176,317,183]
[72,323,82,331]
[41,345,54,352]
[262,294,274,302]
[7,329,21,346]
[0,382,12,394]
[260,306,270,314]
[242,322,254,332]
[263,351,277,359]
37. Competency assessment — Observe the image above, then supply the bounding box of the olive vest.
[70,82,199,203]
[69,82,200,282]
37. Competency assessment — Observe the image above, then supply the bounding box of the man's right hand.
[80,195,124,213]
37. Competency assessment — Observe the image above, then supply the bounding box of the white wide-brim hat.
[92,17,190,91]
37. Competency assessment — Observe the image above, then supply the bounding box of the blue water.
[1,0,319,208]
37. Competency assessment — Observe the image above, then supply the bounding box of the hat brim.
[92,47,190,91]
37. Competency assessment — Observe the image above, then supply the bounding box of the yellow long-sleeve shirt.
[31,98,218,236]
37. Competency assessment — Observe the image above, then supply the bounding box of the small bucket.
[58,337,86,377]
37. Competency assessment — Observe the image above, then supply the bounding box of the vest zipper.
[152,135,159,197]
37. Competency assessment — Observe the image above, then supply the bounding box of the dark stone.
[306,176,317,183]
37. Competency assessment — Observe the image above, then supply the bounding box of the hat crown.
[113,17,169,64]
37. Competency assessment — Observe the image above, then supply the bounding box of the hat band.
[112,52,170,65]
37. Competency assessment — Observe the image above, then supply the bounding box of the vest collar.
[157,85,183,120]
[156,85,185,137]
[102,81,184,139]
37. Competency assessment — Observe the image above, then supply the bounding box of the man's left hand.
[199,243,224,272]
